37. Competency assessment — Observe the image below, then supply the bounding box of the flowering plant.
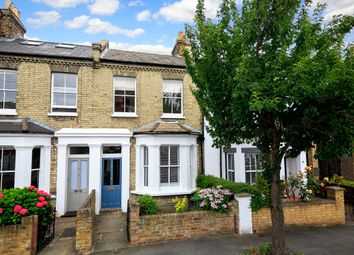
[0,186,52,226]
[191,186,232,212]
[286,171,309,202]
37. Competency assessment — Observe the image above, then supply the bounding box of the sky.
[10,0,354,55]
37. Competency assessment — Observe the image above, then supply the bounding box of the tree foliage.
[185,0,353,253]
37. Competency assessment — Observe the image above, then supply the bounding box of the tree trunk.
[270,169,285,255]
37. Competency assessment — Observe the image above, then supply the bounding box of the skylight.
[55,43,76,49]
[20,40,44,46]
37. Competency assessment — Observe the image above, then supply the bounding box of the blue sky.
[11,0,354,55]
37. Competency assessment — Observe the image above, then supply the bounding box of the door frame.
[101,157,122,208]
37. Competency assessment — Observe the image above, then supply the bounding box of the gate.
[343,185,354,222]
[37,207,56,252]
[319,158,341,178]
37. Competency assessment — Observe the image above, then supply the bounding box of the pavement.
[97,224,354,255]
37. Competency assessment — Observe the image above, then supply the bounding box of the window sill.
[111,113,138,118]
[160,114,185,119]
[48,112,78,117]
[0,109,18,116]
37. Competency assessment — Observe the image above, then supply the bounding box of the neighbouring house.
[0,1,202,216]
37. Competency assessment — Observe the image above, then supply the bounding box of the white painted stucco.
[55,128,132,216]
[235,194,253,234]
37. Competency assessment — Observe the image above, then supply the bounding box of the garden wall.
[128,200,238,246]
[76,190,96,255]
[252,186,345,233]
[0,215,38,255]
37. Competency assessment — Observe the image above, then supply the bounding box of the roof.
[0,118,54,135]
[0,38,186,67]
[134,121,201,135]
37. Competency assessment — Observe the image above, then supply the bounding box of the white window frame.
[50,73,78,116]
[245,153,261,184]
[143,146,148,187]
[0,147,16,190]
[0,69,17,115]
[112,76,137,118]
[160,145,180,186]
[161,79,184,119]
[226,153,235,182]
[31,147,41,188]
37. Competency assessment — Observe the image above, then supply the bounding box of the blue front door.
[101,158,121,208]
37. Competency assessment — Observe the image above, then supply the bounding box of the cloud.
[24,35,41,41]
[136,10,152,21]
[157,0,222,23]
[88,0,120,16]
[109,42,172,55]
[313,0,354,20]
[31,0,89,8]
[64,15,90,28]
[84,18,144,37]
[128,0,144,7]
[27,11,61,28]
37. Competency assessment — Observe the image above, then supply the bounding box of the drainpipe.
[219,148,223,178]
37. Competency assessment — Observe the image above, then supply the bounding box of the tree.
[184,0,354,254]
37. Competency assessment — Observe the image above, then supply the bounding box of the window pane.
[114,95,124,112]
[52,107,77,113]
[32,148,41,169]
[170,167,179,183]
[4,91,16,109]
[172,98,181,114]
[160,146,169,165]
[163,98,172,113]
[66,93,76,106]
[0,72,4,89]
[228,171,235,182]
[160,167,168,184]
[125,96,135,113]
[163,80,182,94]
[170,146,179,165]
[115,90,124,95]
[70,147,89,155]
[0,91,3,109]
[103,160,111,186]
[5,72,17,90]
[80,160,88,189]
[115,77,135,90]
[126,90,135,96]
[70,161,78,190]
[53,92,65,106]
[113,159,120,185]
[53,73,65,88]
[31,170,39,188]
[103,146,121,154]
[246,172,251,184]
[2,172,15,189]
[66,74,77,89]
[143,146,148,165]
[2,148,15,170]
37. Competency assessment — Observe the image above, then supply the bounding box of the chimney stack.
[0,0,26,38]
[171,31,191,57]
[92,39,109,66]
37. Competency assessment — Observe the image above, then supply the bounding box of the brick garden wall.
[0,215,38,255]
[128,200,237,246]
[252,187,345,233]
[76,190,96,255]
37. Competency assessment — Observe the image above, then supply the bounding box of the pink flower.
[0,193,3,199]
[0,208,3,214]
[14,205,22,213]
[38,190,45,196]
[28,185,36,191]
[42,201,48,206]
[19,208,28,216]
[36,202,44,208]
[38,196,45,202]
[46,193,51,198]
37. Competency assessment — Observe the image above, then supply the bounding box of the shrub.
[250,174,271,211]
[172,196,187,213]
[191,186,232,212]
[138,195,158,215]
[0,186,52,226]
[240,242,304,255]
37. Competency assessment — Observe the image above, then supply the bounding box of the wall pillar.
[14,145,33,188]
[39,145,51,192]
[56,144,68,216]
[88,144,101,215]
[180,145,190,190]
[121,143,131,213]
[148,145,160,194]
[235,193,253,234]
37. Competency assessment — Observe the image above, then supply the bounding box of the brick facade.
[0,215,38,255]
[252,187,345,233]
[128,200,237,246]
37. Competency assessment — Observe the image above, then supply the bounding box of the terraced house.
[0,3,202,216]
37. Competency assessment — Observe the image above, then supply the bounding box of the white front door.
[67,159,89,212]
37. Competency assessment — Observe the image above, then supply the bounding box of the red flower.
[0,193,3,199]
[19,208,28,216]
[38,190,45,196]
[36,202,44,208]
[14,205,22,213]
[46,193,51,198]
[28,185,36,191]
[42,201,48,206]
[38,196,45,202]
[0,208,3,215]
